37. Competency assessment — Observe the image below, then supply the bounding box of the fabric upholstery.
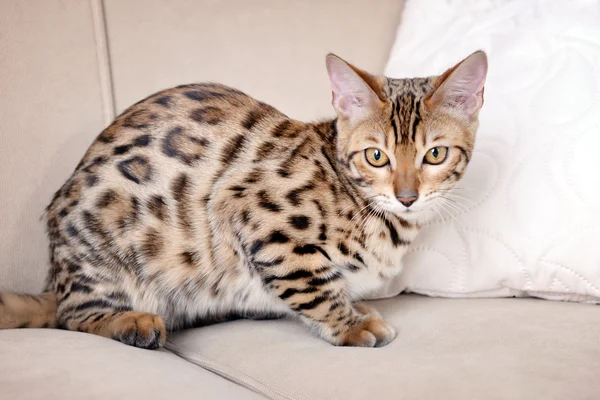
[0,329,264,399]
[167,295,600,400]
[103,0,404,121]
[0,0,111,293]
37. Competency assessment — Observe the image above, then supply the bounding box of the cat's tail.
[0,292,57,329]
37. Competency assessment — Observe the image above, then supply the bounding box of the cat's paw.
[339,316,396,348]
[110,312,166,349]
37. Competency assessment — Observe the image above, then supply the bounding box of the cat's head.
[326,51,487,222]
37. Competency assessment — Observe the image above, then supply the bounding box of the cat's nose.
[396,192,418,208]
[398,197,417,208]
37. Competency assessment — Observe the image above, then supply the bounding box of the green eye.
[424,147,448,165]
[365,148,389,167]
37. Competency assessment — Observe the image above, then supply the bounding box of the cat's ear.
[325,54,383,123]
[426,51,488,120]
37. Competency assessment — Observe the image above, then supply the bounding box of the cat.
[0,51,487,349]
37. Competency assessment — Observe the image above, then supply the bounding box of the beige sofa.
[1,1,599,399]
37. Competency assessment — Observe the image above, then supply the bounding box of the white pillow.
[376,0,600,303]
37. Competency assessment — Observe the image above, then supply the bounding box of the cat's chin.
[389,207,435,224]
[384,207,422,223]
[396,209,424,222]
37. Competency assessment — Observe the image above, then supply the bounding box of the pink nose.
[396,193,418,208]
[398,197,417,208]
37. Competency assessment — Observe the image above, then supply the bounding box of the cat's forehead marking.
[384,77,434,147]
[385,77,433,97]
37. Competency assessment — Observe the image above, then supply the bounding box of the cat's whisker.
[441,192,477,206]
[442,202,467,221]
[336,203,355,219]
[429,203,445,223]
[437,187,475,192]
[362,211,377,240]
[438,199,468,225]
[438,203,460,224]
[441,197,470,213]
[347,205,375,244]
[339,203,372,247]
[361,198,385,241]
[435,192,476,206]
[366,203,387,257]
[437,188,474,196]
[368,203,384,231]
[442,197,474,220]
[339,202,370,234]
[333,203,358,231]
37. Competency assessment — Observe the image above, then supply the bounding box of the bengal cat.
[0,51,487,349]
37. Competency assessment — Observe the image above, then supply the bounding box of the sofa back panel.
[0,0,110,292]
[104,0,404,121]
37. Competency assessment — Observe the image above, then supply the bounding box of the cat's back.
[47,83,291,213]
[45,83,311,282]
[75,82,288,185]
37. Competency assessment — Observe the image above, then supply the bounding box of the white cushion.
[379,0,600,303]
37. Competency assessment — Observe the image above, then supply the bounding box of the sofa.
[1,1,598,399]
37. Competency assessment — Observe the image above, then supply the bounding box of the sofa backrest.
[0,0,403,292]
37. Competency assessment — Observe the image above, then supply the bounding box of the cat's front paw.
[339,316,396,348]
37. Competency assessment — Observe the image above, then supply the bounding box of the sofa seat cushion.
[0,329,263,400]
[167,295,600,400]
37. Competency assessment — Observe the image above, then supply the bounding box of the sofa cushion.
[167,295,600,400]
[0,329,263,400]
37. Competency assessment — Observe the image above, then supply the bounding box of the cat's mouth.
[395,207,424,221]
[374,197,425,222]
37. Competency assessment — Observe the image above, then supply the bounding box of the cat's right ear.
[325,54,383,124]
[426,51,488,121]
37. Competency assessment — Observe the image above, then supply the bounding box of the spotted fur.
[0,52,487,348]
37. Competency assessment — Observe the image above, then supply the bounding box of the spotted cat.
[0,51,487,348]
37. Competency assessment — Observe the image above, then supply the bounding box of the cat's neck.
[311,118,366,209]
[311,118,338,144]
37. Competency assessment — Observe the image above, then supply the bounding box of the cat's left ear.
[325,54,384,124]
[426,51,488,120]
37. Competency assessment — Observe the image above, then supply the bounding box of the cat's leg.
[255,250,396,347]
[60,310,167,349]
[53,262,166,349]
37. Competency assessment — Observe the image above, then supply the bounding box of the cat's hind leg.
[60,310,167,349]
[53,262,166,349]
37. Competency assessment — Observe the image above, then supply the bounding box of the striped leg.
[256,250,396,347]
[61,310,166,349]
[53,262,166,349]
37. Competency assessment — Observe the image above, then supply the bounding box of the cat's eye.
[424,147,448,165]
[365,148,389,167]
